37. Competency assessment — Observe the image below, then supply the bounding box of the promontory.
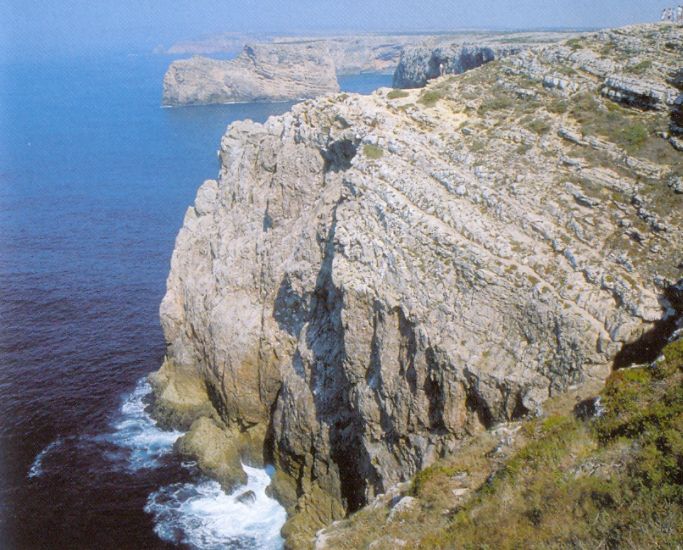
[152,22,683,549]
[162,43,339,106]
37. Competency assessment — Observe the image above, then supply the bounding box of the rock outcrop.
[600,76,678,110]
[152,23,682,548]
[393,44,522,88]
[162,44,339,106]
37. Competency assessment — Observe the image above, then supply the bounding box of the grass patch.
[566,37,584,51]
[387,89,409,100]
[621,123,649,152]
[478,95,514,115]
[570,92,657,154]
[419,89,446,107]
[527,117,552,135]
[627,60,653,75]
[547,99,568,114]
[363,144,384,159]
[516,143,532,155]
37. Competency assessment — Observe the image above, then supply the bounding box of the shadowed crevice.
[613,279,683,369]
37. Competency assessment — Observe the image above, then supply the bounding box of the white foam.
[27,437,63,478]
[106,377,182,471]
[145,463,286,550]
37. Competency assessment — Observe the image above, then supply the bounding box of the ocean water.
[0,53,391,549]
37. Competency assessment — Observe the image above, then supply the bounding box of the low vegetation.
[566,37,584,51]
[387,89,410,100]
[627,60,653,75]
[363,144,384,159]
[418,89,446,107]
[422,337,683,549]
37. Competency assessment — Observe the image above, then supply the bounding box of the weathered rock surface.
[393,44,522,88]
[162,44,339,106]
[153,23,682,548]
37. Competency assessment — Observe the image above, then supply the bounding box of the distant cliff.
[393,44,523,88]
[152,23,682,549]
[163,31,578,77]
[162,44,339,106]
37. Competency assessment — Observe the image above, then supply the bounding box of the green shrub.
[527,118,552,135]
[478,95,514,115]
[547,99,568,114]
[420,338,683,549]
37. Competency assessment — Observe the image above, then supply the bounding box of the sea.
[0,52,391,549]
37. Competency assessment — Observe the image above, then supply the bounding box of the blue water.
[0,53,390,548]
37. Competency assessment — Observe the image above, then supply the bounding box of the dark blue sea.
[0,54,391,549]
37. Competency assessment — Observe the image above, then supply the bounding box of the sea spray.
[109,378,286,548]
[27,437,64,478]
[145,464,286,550]
[105,377,183,471]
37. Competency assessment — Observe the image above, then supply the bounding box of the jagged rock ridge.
[152,22,683,548]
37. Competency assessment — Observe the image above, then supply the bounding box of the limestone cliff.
[152,23,683,548]
[161,44,339,106]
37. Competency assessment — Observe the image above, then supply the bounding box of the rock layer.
[162,44,339,106]
[153,23,683,548]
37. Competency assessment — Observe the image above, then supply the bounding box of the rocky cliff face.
[393,44,523,88]
[161,44,339,106]
[152,23,682,548]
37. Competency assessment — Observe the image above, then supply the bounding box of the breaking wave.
[145,464,286,550]
[105,377,182,471]
[27,437,64,478]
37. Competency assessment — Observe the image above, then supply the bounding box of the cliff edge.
[152,23,683,548]
[393,44,524,88]
[162,43,339,106]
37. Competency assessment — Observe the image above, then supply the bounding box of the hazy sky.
[0,0,674,59]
